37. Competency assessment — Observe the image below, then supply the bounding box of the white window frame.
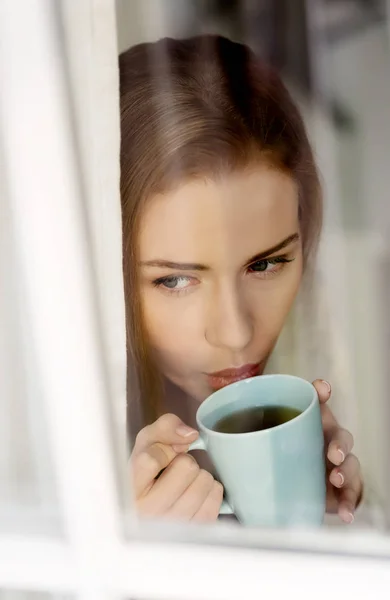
[1,1,390,599]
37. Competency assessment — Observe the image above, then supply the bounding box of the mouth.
[207,362,263,391]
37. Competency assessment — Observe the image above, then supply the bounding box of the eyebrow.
[140,233,300,271]
[244,233,300,265]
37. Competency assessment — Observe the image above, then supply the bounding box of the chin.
[164,373,209,403]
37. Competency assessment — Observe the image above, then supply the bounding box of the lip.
[207,362,262,391]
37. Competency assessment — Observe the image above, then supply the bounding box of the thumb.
[134,413,199,454]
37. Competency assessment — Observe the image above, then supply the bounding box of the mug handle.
[189,437,233,515]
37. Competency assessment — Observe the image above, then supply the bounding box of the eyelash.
[152,256,295,295]
[247,256,294,276]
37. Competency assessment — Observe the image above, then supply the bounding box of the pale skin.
[131,166,363,523]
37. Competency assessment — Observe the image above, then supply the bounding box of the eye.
[247,256,294,277]
[249,260,271,272]
[152,275,194,292]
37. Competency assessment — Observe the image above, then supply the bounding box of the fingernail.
[321,380,331,395]
[337,471,345,487]
[346,512,355,524]
[338,448,345,464]
[176,425,197,438]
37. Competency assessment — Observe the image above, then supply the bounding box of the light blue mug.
[189,374,326,527]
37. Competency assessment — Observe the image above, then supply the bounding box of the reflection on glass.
[119,0,390,533]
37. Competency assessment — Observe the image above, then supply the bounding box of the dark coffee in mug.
[213,405,301,434]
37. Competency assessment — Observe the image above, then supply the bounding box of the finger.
[134,413,198,454]
[325,480,339,514]
[165,469,217,520]
[172,443,194,453]
[131,441,180,497]
[192,481,224,523]
[338,475,362,524]
[327,428,354,466]
[329,453,360,489]
[321,404,339,442]
[139,454,200,514]
[312,379,331,404]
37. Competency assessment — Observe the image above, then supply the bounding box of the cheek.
[250,258,303,339]
[140,288,203,368]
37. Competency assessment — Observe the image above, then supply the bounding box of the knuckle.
[134,429,146,448]
[157,413,181,434]
[341,427,353,441]
[348,453,359,470]
[133,450,160,475]
[135,414,181,447]
[174,453,199,473]
[200,489,223,521]
[197,469,214,488]
[134,423,153,448]
[212,481,224,499]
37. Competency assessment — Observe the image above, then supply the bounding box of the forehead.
[139,167,299,263]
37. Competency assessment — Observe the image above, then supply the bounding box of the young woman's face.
[138,166,303,402]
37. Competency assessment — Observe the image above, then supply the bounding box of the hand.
[130,413,224,521]
[313,379,363,524]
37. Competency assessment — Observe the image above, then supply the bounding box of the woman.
[120,35,363,523]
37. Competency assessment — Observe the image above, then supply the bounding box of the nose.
[205,282,253,352]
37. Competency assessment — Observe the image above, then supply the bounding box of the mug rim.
[196,374,318,438]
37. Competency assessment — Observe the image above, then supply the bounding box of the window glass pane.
[0,195,61,536]
[119,0,390,539]
[0,0,126,542]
